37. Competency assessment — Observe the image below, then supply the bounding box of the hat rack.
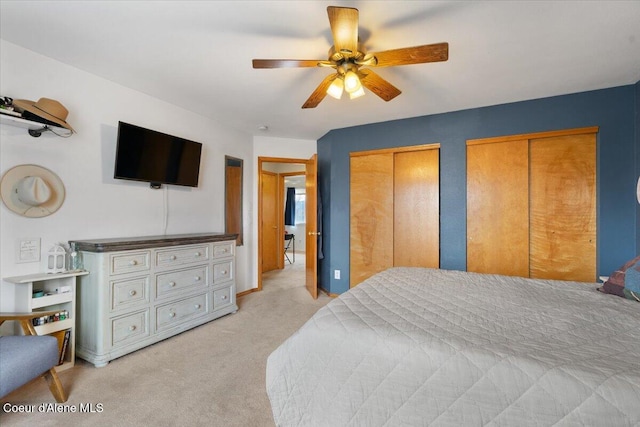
[0,114,73,138]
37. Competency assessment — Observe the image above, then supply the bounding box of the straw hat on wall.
[12,98,75,132]
[0,164,66,218]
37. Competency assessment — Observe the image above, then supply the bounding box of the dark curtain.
[284,187,295,225]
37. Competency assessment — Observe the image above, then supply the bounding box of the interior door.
[350,152,394,287]
[529,133,596,281]
[261,170,279,273]
[466,127,597,281]
[393,149,440,268]
[467,140,530,276]
[305,154,318,299]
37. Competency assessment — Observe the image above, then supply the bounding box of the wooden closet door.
[394,149,440,268]
[529,133,596,281]
[350,153,394,287]
[467,140,530,276]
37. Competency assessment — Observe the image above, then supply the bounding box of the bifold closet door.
[467,140,530,277]
[529,133,596,282]
[394,149,440,268]
[350,153,394,287]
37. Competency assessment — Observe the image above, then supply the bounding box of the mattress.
[266,267,640,426]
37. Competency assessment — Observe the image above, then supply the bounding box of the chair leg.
[44,368,67,402]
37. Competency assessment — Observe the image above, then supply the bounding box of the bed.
[266,267,640,426]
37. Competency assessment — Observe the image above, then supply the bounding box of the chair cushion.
[0,335,59,398]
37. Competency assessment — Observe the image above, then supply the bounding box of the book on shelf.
[59,329,70,365]
[50,329,70,365]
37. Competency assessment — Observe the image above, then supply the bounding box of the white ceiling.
[1,1,639,140]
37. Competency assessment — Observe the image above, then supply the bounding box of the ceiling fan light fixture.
[253,6,449,109]
[343,70,362,93]
[349,86,365,99]
[326,78,344,99]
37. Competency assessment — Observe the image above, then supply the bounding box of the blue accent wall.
[318,85,639,295]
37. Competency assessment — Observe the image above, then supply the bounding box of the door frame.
[257,156,310,292]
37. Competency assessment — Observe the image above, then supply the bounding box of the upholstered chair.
[0,311,68,402]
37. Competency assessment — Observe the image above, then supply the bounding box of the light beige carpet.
[0,261,330,426]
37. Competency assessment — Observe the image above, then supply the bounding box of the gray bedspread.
[266,267,640,426]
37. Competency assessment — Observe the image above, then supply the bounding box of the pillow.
[600,255,640,302]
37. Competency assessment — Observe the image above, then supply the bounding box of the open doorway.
[258,157,309,292]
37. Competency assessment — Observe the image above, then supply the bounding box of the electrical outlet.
[334,269,341,280]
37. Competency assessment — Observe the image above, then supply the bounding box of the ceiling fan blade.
[359,69,401,102]
[252,59,322,68]
[370,42,449,67]
[302,74,337,109]
[327,6,359,57]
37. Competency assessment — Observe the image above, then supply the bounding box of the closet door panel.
[394,149,440,268]
[467,140,529,276]
[350,153,394,287]
[529,133,596,282]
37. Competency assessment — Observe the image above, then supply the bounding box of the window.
[294,189,306,225]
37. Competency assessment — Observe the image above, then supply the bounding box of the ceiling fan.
[252,6,449,109]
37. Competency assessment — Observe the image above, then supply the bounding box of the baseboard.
[237,288,260,298]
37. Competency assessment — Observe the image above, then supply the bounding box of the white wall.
[0,41,254,310]
[252,136,317,284]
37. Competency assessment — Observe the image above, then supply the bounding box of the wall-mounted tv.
[114,121,202,188]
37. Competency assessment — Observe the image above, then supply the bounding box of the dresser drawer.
[110,276,149,312]
[112,310,149,346]
[213,261,233,284]
[155,293,209,331]
[155,266,209,299]
[213,241,234,259]
[110,251,151,275]
[213,286,233,310]
[156,245,210,269]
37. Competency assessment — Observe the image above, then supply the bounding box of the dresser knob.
[169,281,176,287]
[195,304,201,309]
[170,255,177,260]
[129,260,137,266]
[194,276,201,281]
[169,312,176,318]
[129,290,137,296]
[221,295,228,300]
[221,270,227,275]
[129,325,136,331]
[195,252,201,257]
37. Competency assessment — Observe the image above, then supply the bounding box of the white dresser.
[70,233,238,367]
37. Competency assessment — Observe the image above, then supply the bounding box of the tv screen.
[114,121,202,188]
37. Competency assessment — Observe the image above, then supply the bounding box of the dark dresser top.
[69,233,238,253]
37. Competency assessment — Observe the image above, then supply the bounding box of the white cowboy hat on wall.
[0,164,66,218]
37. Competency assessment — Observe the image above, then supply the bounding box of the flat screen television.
[114,121,202,188]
